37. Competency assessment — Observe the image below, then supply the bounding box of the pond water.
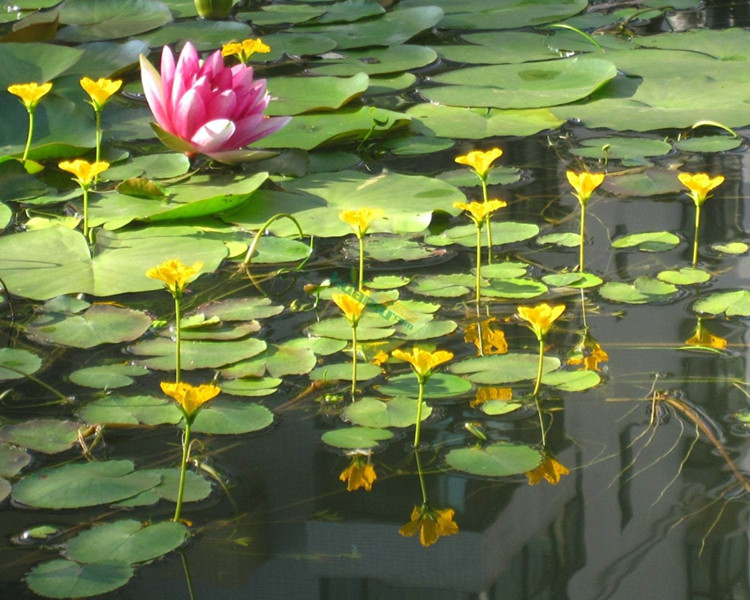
[2,0,750,599]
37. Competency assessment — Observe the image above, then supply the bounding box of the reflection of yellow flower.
[526,455,570,485]
[566,170,605,206]
[685,320,727,350]
[567,329,609,372]
[399,504,459,547]
[678,172,725,207]
[464,318,508,355]
[372,350,389,366]
[58,159,110,189]
[471,386,512,408]
[455,148,503,179]
[80,77,122,110]
[339,455,377,491]
[160,381,220,419]
[517,303,566,341]
[222,38,271,63]
[7,82,52,111]
[391,347,453,380]
[332,291,369,325]
[339,207,385,238]
[146,258,204,296]
[453,199,507,224]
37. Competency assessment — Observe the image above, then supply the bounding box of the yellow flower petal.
[80,77,122,110]
[58,159,110,188]
[339,456,377,491]
[454,148,503,178]
[471,386,513,407]
[526,455,570,486]
[222,38,271,63]
[517,303,565,341]
[566,170,605,205]
[7,81,52,111]
[453,199,507,222]
[399,505,459,547]
[160,381,220,418]
[146,258,204,295]
[678,172,725,206]
[331,290,369,324]
[391,347,453,379]
[339,207,384,237]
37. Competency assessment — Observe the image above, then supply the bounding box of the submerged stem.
[414,449,428,505]
[173,419,191,522]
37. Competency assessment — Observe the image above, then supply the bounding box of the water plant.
[222,38,271,64]
[146,259,204,383]
[339,207,384,291]
[79,77,122,170]
[339,451,377,492]
[331,289,369,400]
[160,381,221,522]
[58,159,109,241]
[7,82,52,164]
[139,42,290,162]
[453,199,507,304]
[566,170,605,272]
[525,453,570,486]
[678,172,726,266]
[391,347,453,447]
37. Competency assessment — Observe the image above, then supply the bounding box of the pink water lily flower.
[139,42,289,163]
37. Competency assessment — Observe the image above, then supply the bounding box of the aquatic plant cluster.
[1,0,750,597]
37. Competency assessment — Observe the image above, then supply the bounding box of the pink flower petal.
[139,53,171,132]
[231,115,290,147]
[191,119,237,152]
[206,89,237,121]
[174,88,207,139]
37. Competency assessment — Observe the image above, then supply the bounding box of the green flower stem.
[174,294,182,383]
[480,177,493,264]
[173,418,191,522]
[22,109,34,163]
[358,233,365,292]
[350,323,358,400]
[475,222,482,305]
[82,187,90,241]
[94,109,102,183]
[692,202,702,267]
[533,337,544,397]
[414,449,428,505]
[535,395,547,447]
[579,203,586,272]
[413,376,426,448]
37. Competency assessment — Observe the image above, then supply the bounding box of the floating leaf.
[140,19,252,51]
[537,232,580,247]
[542,370,601,391]
[57,0,173,42]
[365,236,441,262]
[436,165,522,188]
[657,267,711,285]
[450,354,560,385]
[409,273,474,298]
[267,73,369,116]
[599,277,678,304]
[542,272,603,289]
[27,560,133,599]
[311,45,436,76]
[572,136,671,159]
[191,399,274,435]
[130,338,267,370]
[321,426,394,449]
[674,136,741,153]
[115,469,212,506]
[602,168,686,197]
[0,419,81,454]
[612,231,680,252]
[344,396,432,428]
[309,314,395,340]
[101,153,190,181]
[69,364,149,389]
[445,443,542,476]
[425,222,539,248]
[77,396,182,426]
[217,377,281,397]
[376,373,472,399]
[482,400,523,416]
[381,136,455,156]
[396,319,457,341]
[712,241,748,255]
[0,348,42,381]
[310,362,382,382]
[693,290,750,317]
[435,31,557,65]
[0,443,31,477]
[483,278,548,299]
[196,297,283,322]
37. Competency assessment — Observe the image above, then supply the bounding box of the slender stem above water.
[173,419,191,522]
[350,324,358,401]
[533,338,544,397]
[475,223,482,306]
[535,394,547,447]
[94,109,102,184]
[82,187,90,242]
[579,203,586,272]
[692,202,702,267]
[481,177,493,264]
[174,294,182,384]
[414,449,428,505]
[22,110,34,163]
[413,377,426,448]
[358,234,365,292]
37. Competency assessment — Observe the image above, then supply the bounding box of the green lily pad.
[445,443,542,476]
[0,42,84,88]
[221,338,339,379]
[0,478,10,503]
[435,31,558,65]
[27,560,134,599]
[480,262,529,279]
[450,354,560,385]
[77,395,182,426]
[366,275,411,289]
[674,136,741,153]
[693,290,750,317]
[712,241,748,255]
[0,419,82,454]
[436,166,522,187]
[396,319,457,340]
[381,136,455,156]
[254,32,337,62]
[310,362,382,382]
[321,426,394,449]
[599,277,678,304]
[0,443,31,477]
[409,273,474,298]
[367,73,417,95]
[0,348,42,381]
[602,168,686,197]
[12,460,160,508]
[542,369,601,391]
[483,278,548,299]
[65,520,188,565]
[27,304,152,348]
[408,103,564,139]
[115,468,212,506]
[376,373,472,399]
[63,40,150,78]
[537,232,581,247]
[69,364,149,389]
[424,57,617,109]
[100,153,190,182]
[191,399,274,435]
[542,272,603,289]
[572,136,672,159]
[612,231,680,252]
[314,0,386,23]
[43,295,91,314]
[130,338,266,371]
[196,297,283,322]
[311,45,437,76]
[57,0,173,42]
[426,222,539,248]
[217,377,282,397]
[343,396,432,428]
[140,20,252,51]
[309,314,395,341]
[365,236,440,262]
[657,267,711,285]
[0,202,11,229]
[240,3,326,25]
[267,73,369,116]
[482,400,524,416]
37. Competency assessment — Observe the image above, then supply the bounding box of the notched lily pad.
[693,290,750,317]
[542,272,603,289]
[541,369,601,391]
[26,560,134,599]
[612,231,680,252]
[77,395,182,426]
[69,364,149,389]
[321,426,394,449]
[445,443,542,477]
[191,399,274,435]
[0,348,42,381]
[657,267,710,285]
[0,419,82,454]
[376,373,472,399]
[537,232,580,247]
[310,362,382,382]
[599,277,678,304]
[450,354,560,385]
[344,396,432,428]
[711,241,748,255]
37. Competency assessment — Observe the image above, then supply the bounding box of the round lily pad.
[115,469,212,506]
[612,231,680,252]
[216,377,281,398]
[450,354,560,385]
[599,277,678,304]
[693,290,750,317]
[376,373,472,399]
[0,443,31,477]
[480,262,529,279]
[130,338,267,371]
[572,136,672,159]
[436,166,522,188]
[310,362,382,382]
[27,560,134,599]
[541,370,601,392]
[537,232,580,247]
[77,395,182,426]
[711,241,748,255]
[311,45,437,76]
[343,396,433,428]
[674,135,741,153]
[445,443,542,477]
[542,272,603,288]
[69,364,149,389]
[483,278,548,299]
[0,348,42,381]
[482,401,524,416]
[0,419,82,454]
[426,221,539,248]
[321,426,394,449]
[190,399,274,435]
[656,267,711,285]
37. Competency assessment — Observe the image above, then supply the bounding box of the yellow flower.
[678,172,725,207]
[525,455,570,486]
[399,504,459,547]
[339,455,377,491]
[391,346,453,380]
[339,207,385,238]
[146,258,204,296]
[372,350,389,366]
[453,199,507,224]
[566,170,605,206]
[331,290,369,325]
[160,381,220,419]
[685,320,727,350]
[471,386,512,408]
[567,329,609,372]
[80,77,122,110]
[58,159,110,189]
[454,148,503,179]
[222,38,271,63]
[7,82,52,111]
[517,303,566,341]
[464,318,508,355]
